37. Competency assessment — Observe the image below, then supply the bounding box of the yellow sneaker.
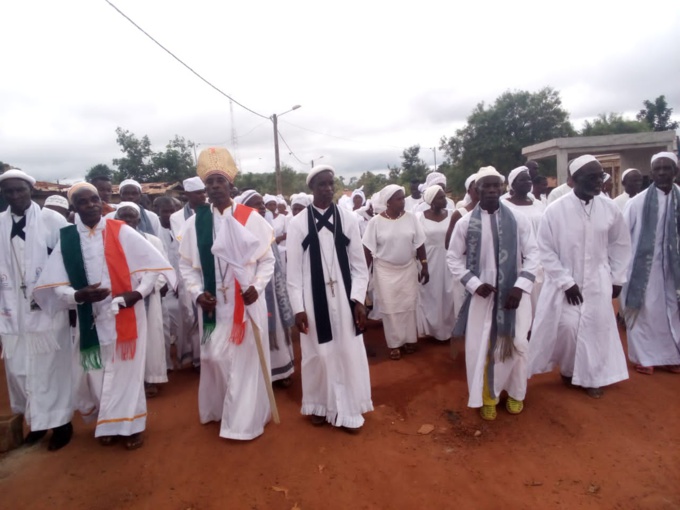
[505,397,524,415]
[480,404,497,421]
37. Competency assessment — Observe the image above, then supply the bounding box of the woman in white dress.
[363,185,428,360]
[502,166,545,313]
[416,186,457,342]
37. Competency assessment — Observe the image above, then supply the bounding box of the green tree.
[388,145,430,185]
[112,127,155,182]
[439,87,575,192]
[85,163,114,182]
[636,95,679,131]
[581,113,651,136]
[151,136,196,182]
[353,171,389,197]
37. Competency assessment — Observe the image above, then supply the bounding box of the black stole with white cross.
[302,204,359,343]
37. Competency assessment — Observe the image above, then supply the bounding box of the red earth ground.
[1,324,678,510]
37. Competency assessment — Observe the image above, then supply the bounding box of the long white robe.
[612,192,630,211]
[363,212,425,349]
[528,192,631,388]
[447,207,539,408]
[416,211,457,341]
[142,233,168,384]
[287,205,373,428]
[0,203,72,431]
[546,183,572,205]
[404,195,423,212]
[178,204,275,440]
[34,216,176,437]
[621,188,680,367]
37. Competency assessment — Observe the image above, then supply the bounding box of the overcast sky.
[2,0,679,183]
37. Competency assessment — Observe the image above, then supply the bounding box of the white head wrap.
[351,186,366,205]
[651,151,678,167]
[236,190,261,205]
[379,184,404,205]
[291,193,312,208]
[507,166,529,189]
[423,185,443,205]
[0,169,36,186]
[464,173,477,192]
[119,179,143,191]
[306,165,335,186]
[263,194,277,204]
[67,182,98,204]
[116,201,141,215]
[621,168,640,183]
[418,183,426,193]
[425,172,446,187]
[276,195,287,206]
[371,192,386,214]
[183,176,205,192]
[44,195,69,210]
[475,166,505,184]
[568,155,599,176]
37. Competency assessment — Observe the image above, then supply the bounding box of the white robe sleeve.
[178,217,204,304]
[343,211,369,302]
[537,210,576,292]
[447,215,483,294]
[514,214,539,294]
[607,207,632,286]
[286,216,306,315]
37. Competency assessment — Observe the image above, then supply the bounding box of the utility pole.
[431,147,437,171]
[272,113,282,194]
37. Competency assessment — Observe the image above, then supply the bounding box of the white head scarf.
[351,186,366,205]
[236,190,261,205]
[291,193,312,208]
[379,184,404,205]
[371,192,386,214]
[464,173,477,191]
[425,172,446,187]
[568,155,599,176]
[651,151,678,166]
[423,185,443,205]
[263,194,277,205]
[507,166,529,189]
[276,194,287,206]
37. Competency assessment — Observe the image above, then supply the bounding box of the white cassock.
[447,207,539,407]
[0,203,72,431]
[622,188,680,367]
[287,205,373,428]
[528,192,631,388]
[179,204,275,440]
[142,232,169,384]
[415,211,457,341]
[363,212,425,349]
[404,195,423,212]
[170,205,193,240]
[546,183,572,205]
[502,198,546,314]
[451,208,471,321]
[34,216,176,437]
[612,192,630,211]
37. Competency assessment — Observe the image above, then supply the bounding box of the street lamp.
[272,105,301,194]
[311,155,324,168]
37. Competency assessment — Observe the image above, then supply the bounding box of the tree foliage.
[439,87,575,192]
[387,145,430,186]
[111,127,196,183]
[85,163,114,182]
[580,113,651,136]
[353,171,390,197]
[235,165,308,196]
[636,95,679,131]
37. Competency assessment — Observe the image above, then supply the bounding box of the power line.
[103,0,268,120]
[277,130,307,166]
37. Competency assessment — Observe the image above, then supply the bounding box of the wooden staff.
[249,318,280,424]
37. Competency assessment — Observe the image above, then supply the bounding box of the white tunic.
[404,195,423,212]
[179,204,275,440]
[447,207,539,407]
[415,211,456,341]
[0,203,72,431]
[287,205,373,428]
[142,233,167,384]
[546,183,572,205]
[621,188,680,367]
[612,192,630,211]
[363,213,426,349]
[34,216,176,437]
[528,192,631,388]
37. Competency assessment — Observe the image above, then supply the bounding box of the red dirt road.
[1,326,679,510]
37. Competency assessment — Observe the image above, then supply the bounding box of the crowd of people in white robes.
[1,146,678,452]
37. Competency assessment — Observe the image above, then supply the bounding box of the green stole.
[60,225,103,371]
[195,205,217,341]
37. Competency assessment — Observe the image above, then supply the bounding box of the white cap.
[651,151,678,166]
[621,168,640,182]
[119,179,142,191]
[116,201,141,214]
[44,195,69,209]
[568,155,599,176]
[263,194,277,204]
[464,173,477,191]
[306,165,335,186]
[475,166,505,183]
[0,169,36,186]
[183,176,205,192]
[236,190,261,205]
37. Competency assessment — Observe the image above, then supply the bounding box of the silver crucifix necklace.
[315,206,338,297]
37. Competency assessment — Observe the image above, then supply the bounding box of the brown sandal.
[124,433,144,450]
[99,435,118,446]
[403,344,417,355]
[389,349,401,360]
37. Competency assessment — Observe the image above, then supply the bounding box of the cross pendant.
[219,286,228,302]
[20,284,27,300]
[326,278,337,297]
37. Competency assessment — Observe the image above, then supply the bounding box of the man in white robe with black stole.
[178,148,275,440]
[0,170,73,450]
[528,155,631,398]
[34,183,176,450]
[287,165,373,431]
[447,166,539,421]
[622,152,680,374]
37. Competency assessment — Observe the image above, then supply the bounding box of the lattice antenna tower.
[229,100,242,169]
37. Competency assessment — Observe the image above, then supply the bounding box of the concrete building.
[522,131,678,196]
